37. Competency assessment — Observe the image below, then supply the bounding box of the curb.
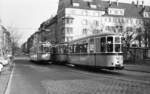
[124,68,150,73]
[124,64,150,73]
[4,63,15,94]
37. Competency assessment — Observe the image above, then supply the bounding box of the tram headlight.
[42,54,49,59]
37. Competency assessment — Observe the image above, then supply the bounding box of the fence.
[123,47,150,63]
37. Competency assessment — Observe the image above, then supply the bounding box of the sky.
[0,0,150,45]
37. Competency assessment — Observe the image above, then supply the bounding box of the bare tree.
[143,19,150,48]
[7,26,22,55]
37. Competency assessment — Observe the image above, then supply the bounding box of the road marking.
[5,63,15,94]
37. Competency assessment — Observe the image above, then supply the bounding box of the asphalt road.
[6,56,150,94]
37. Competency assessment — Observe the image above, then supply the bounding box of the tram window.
[96,38,100,52]
[90,38,94,44]
[115,37,120,43]
[107,37,113,52]
[43,47,50,52]
[101,37,106,52]
[75,44,80,53]
[89,38,94,53]
[80,43,88,53]
[107,37,113,44]
[107,44,113,52]
[115,44,121,52]
[72,45,75,53]
[68,46,72,53]
[64,46,68,53]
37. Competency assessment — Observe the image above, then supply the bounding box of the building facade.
[0,24,12,57]
[55,0,150,47]
[38,16,57,43]
[28,0,150,48]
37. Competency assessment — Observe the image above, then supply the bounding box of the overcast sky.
[0,0,150,45]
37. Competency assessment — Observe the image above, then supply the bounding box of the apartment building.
[37,0,150,47]
[55,0,150,46]
[0,24,12,57]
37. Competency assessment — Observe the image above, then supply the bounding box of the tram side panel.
[79,54,95,66]
[55,33,124,70]
[67,39,97,67]
[95,54,123,69]
[69,54,95,66]
[52,46,68,64]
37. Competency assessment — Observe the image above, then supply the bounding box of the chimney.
[142,0,144,8]
[132,1,135,5]
[136,0,139,7]
[116,0,119,6]
[109,0,112,6]
[87,2,91,8]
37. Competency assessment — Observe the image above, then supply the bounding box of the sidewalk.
[0,64,13,94]
[124,61,150,73]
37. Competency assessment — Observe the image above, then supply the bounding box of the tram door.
[95,37,106,66]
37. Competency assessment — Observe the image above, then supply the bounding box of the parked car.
[0,63,3,72]
[0,57,9,66]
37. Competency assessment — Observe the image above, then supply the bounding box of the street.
[6,56,150,94]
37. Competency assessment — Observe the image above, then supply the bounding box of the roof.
[40,15,57,29]
[57,0,150,18]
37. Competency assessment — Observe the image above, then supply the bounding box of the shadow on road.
[62,64,123,76]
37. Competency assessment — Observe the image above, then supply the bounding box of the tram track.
[64,64,150,84]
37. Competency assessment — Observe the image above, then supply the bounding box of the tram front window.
[115,37,120,43]
[107,37,113,52]
[115,37,122,52]
[115,44,121,52]
[43,47,50,52]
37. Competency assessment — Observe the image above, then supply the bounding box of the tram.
[29,42,52,63]
[54,33,124,70]
[52,42,68,64]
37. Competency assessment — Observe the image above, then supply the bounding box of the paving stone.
[0,65,12,94]
[43,77,150,94]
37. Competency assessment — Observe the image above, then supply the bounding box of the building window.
[65,27,73,34]
[82,10,88,16]
[108,17,112,22]
[66,36,73,42]
[61,27,65,34]
[82,28,88,35]
[126,27,133,32]
[63,17,74,24]
[73,3,80,7]
[136,19,139,24]
[143,12,150,18]
[108,8,125,16]
[114,10,119,15]
[93,12,99,16]
[93,20,99,26]
[120,10,123,15]
[90,4,97,9]
[105,17,108,22]
[82,19,88,25]
[93,29,101,34]
[139,19,143,25]
[71,10,76,15]
[126,19,129,23]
